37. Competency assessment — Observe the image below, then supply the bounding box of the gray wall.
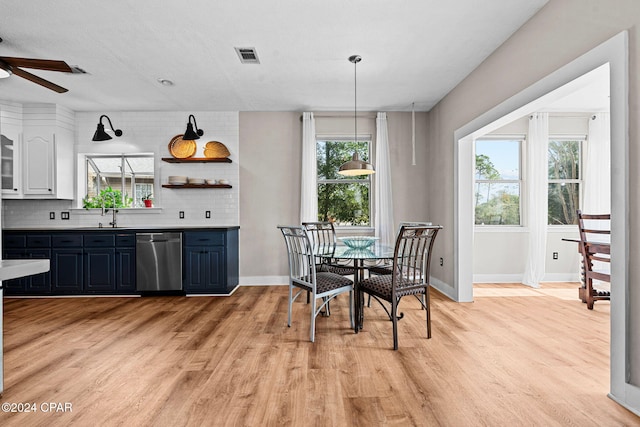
[425,0,639,410]
[238,111,429,282]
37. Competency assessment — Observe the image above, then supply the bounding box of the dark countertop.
[3,225,240,233]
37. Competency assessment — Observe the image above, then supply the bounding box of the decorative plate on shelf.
[204,141,230,158]
[168,134,197,159]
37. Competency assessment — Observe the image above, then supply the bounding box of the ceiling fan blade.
[11,67,68,93]
[0,57,73,73]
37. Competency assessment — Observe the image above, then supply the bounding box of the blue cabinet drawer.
[27,235,52,248]
[115,233,136,247]
[184,232,224,246]
[84,234,116,247]
[4,234,27,248]
[52,235,83,247]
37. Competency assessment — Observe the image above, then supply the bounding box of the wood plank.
[0,284,636,426]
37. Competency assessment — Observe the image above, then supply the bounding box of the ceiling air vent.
[235,47,260,64]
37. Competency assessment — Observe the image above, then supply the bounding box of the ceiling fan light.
[0,62,11,78]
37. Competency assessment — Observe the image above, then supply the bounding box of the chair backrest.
[576,210,610,280]
[302,221,337,252]
[278,225,316,287]
[391,225,442,293]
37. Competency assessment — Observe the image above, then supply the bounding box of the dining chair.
[358,224,442,350]
[366,221,432,308]
[302,221,357,276]
[278,225,354,342]
[576,210,611,310]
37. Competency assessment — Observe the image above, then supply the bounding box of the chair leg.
[288,284,293,327]
[310,295,317,342]
[392,299,399,350]
[349,290,354,329]
[586,277,595,310]
[425,287,431,339]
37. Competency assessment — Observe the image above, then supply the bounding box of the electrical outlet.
[61,212,70,220]
[205,210,211,218]
[439,257,444,266]
[553,252,559,260]
[179,211,185,219]
[49,212,55,220]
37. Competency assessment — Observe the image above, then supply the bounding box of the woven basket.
[204,141,230,158]
[168,135,197,159]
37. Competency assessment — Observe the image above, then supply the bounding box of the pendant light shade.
[92,115,123,141]
[339,152,375,175]
[338,55,375,176]
[183,114,204,140]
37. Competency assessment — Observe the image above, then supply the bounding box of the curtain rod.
[299,112,377,121]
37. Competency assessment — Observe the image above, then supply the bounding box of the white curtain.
[583,112,611,214]
[375,112,395,246]
[522,113,549,288]
[300,112,317,222]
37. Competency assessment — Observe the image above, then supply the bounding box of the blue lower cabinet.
[52,248,84,294]
[116,247,136,292]
[183,229,238,294]
[84,248,116,293]
[183,246,225,293]
[3,236,52,295]
[25,249,52,293]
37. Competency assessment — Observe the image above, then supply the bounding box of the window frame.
[547,135,585,226]
[315,136,373,228]
[474,135,525,227]
[79,153,155,209]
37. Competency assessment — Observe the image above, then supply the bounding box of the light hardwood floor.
[0,284,637,426]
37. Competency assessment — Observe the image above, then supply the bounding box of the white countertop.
[0,259,50,282]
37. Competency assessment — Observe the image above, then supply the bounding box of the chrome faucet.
[101,192,118,228]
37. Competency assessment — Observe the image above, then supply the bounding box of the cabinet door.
[84,248,116,293]
[184,246,208,291]
[1,125,22,197]
[26,249,52,294]
[115,247,136,292]
[183,246,226,292]
[52,248,83,294]
[23,134,54,195]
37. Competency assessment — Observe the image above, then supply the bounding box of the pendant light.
[183,114,204,140]
[92,115,123,141]
[338,54,375,176]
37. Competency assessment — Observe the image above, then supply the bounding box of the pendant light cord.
[354,57,357,144]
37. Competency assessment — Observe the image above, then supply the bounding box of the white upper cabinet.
[0,103,23,197]
[0,103,75,200]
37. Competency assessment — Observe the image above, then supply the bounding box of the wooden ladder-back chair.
[277,225,354,342]
[576,210,611,310]
[358,224,442,350]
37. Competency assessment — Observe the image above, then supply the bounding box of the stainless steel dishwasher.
[136,232,183,292]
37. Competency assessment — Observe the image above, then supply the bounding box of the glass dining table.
[318,243,396,332]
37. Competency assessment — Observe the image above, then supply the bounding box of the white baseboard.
[473,273,580,283]
[239,276,288,286]
[430,276,457,301]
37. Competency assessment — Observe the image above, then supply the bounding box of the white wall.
[2,110,239,229]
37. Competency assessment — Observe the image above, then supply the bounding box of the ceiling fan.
[0,37,73,93]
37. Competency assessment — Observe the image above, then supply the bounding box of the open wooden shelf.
[162,157,232,163]
[162,184,232,189]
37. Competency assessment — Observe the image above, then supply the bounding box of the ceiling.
[0,0,548,113]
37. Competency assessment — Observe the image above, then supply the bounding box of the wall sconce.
[92,115,123,141]
[183,114,204,140]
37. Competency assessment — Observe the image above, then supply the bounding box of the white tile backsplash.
[2,110,240,229]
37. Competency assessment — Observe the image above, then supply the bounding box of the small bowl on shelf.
[188,177,205,185]
[339,236,379,249]
[217,179,229,185]
[205,179,217,185]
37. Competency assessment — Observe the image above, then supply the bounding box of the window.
[316,139,371,226]
[85,154,155,208]
[548,138,582,225]
[475,138,522,225]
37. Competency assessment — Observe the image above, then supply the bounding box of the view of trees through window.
[475,139,521,225]
[316,139,371,226]
[86,154,155,208]
[548,139,581,225]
